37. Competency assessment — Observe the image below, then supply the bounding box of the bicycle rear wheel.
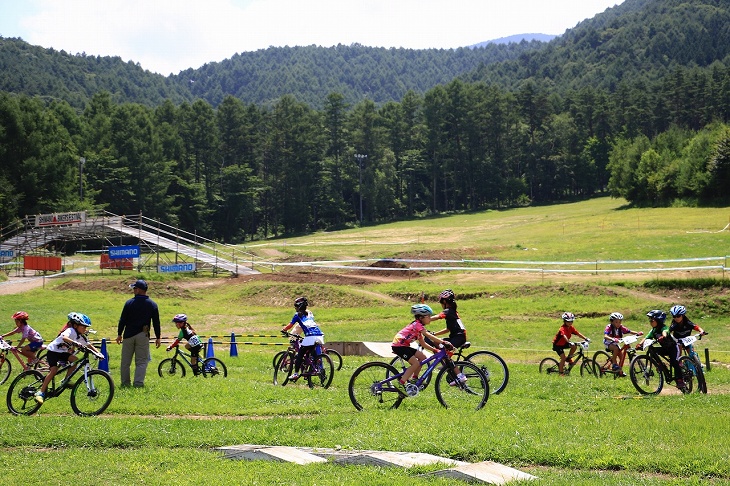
[0,355,11,385]
[273,351,294,386]
[7,370,44,416]
[434,361,489,410]
[202,358,228,377]
[539,357,560,374]
[592,351,612,377]
[70,369,115,416]
[325,349,343,371]
[465,350,509,394]
[157,358,186,378]
[348,362,403,411]
[306,353,334,389]
[629,355,663,395]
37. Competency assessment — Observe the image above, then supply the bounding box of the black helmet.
[294,297,308,311]
[646,309,666,325]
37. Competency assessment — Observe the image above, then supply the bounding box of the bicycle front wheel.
[158,358,186,378]
[202,358,228,378]
[348,362,403,411]
[273,351,294,386]
[629,355,663,395]
[435,361,489,411]
[691,357,707,394]
[70,370,115,416]
[306,353,334,389]
[539,357,560,375]
[465,350,509,394]
[7,370,44,416]
[580,358,597,377]
[0,355,11,385]
[325,349,343,371]
[678,356,695,393]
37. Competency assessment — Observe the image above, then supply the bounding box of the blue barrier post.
[230,332,238,357]
[99,338,109,372]
[206,337,215,359]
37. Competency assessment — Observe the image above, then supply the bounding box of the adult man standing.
[116,279,161,387]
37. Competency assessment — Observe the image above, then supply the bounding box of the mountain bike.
[628,338,694,395]
[158,345,228,378]
[6,345,114,416]
[593,335,639,379]
[677,332,708,394]
[273,333,334,389]
[348,343,489,411]
[272,335,342,371]
[0,337,49,385]
[389,340,509,394]
[539,341,596,376]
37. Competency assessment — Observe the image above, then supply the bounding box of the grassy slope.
[2,197,730,485]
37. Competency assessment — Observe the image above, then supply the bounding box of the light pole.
[354,154,367,226]
[78,157,86,200]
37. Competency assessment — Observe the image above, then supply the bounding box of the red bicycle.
[0,337,49,385]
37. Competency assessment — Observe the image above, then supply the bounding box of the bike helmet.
[562,312,575,322]
[12,311,29,321]
[68,312,91,327]
[411,303,434,317]
[294,296,308,311]
[438,289,455,303]
[646,309,666,325]
[172,313,188,323]
[669,305,686,317]
[609,312,624,321]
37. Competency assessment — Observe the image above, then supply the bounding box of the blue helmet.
[669,305,686,317]
[67,312,91,326]
[411,303,433,317]
[646,309,666,325]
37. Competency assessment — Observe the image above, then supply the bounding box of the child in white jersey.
[35,312,100,404]
[167,314,203,374]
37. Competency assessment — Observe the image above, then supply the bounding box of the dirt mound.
[54,279,196,299]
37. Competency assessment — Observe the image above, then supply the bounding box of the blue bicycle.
[348,344,489,411]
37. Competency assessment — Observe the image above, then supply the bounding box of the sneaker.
[34,391,45,404]
[289,373,300,381]
[612,364,621,372]
[619,371,627,377]
[676,379,688,393]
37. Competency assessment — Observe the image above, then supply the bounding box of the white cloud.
[5,0,625,75]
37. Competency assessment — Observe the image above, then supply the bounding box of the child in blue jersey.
[167,314,203,374]
[281,297,324,381]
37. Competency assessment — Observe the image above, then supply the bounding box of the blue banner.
[0,250,14,258]
[159,263,195,273]
[108,245,140,259]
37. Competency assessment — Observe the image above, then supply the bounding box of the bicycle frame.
[384,347,455,394]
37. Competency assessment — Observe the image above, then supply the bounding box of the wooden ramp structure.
[217,444,537,484]
[0,210,259,276]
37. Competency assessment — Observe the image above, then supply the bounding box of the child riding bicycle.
[603,312,642,377]
[281,297,324,382]
[392,304,454,388]
[668,305,705,342]
[552,312,590,375]
[167,314,203,374]
[2,311,44,366]
[429,289,467,349]
[636,309,686,392]
[35,312,100,404]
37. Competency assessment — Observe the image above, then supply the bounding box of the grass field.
[1,197,730,485]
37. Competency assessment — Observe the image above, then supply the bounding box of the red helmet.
[12,311,29,321]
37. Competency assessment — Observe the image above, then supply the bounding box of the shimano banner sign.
[0,250,14,258]
[35,211,86,227]
[159,263,195,273]
[108,245,140,259]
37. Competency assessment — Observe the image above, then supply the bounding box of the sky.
[0,0,626,76]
